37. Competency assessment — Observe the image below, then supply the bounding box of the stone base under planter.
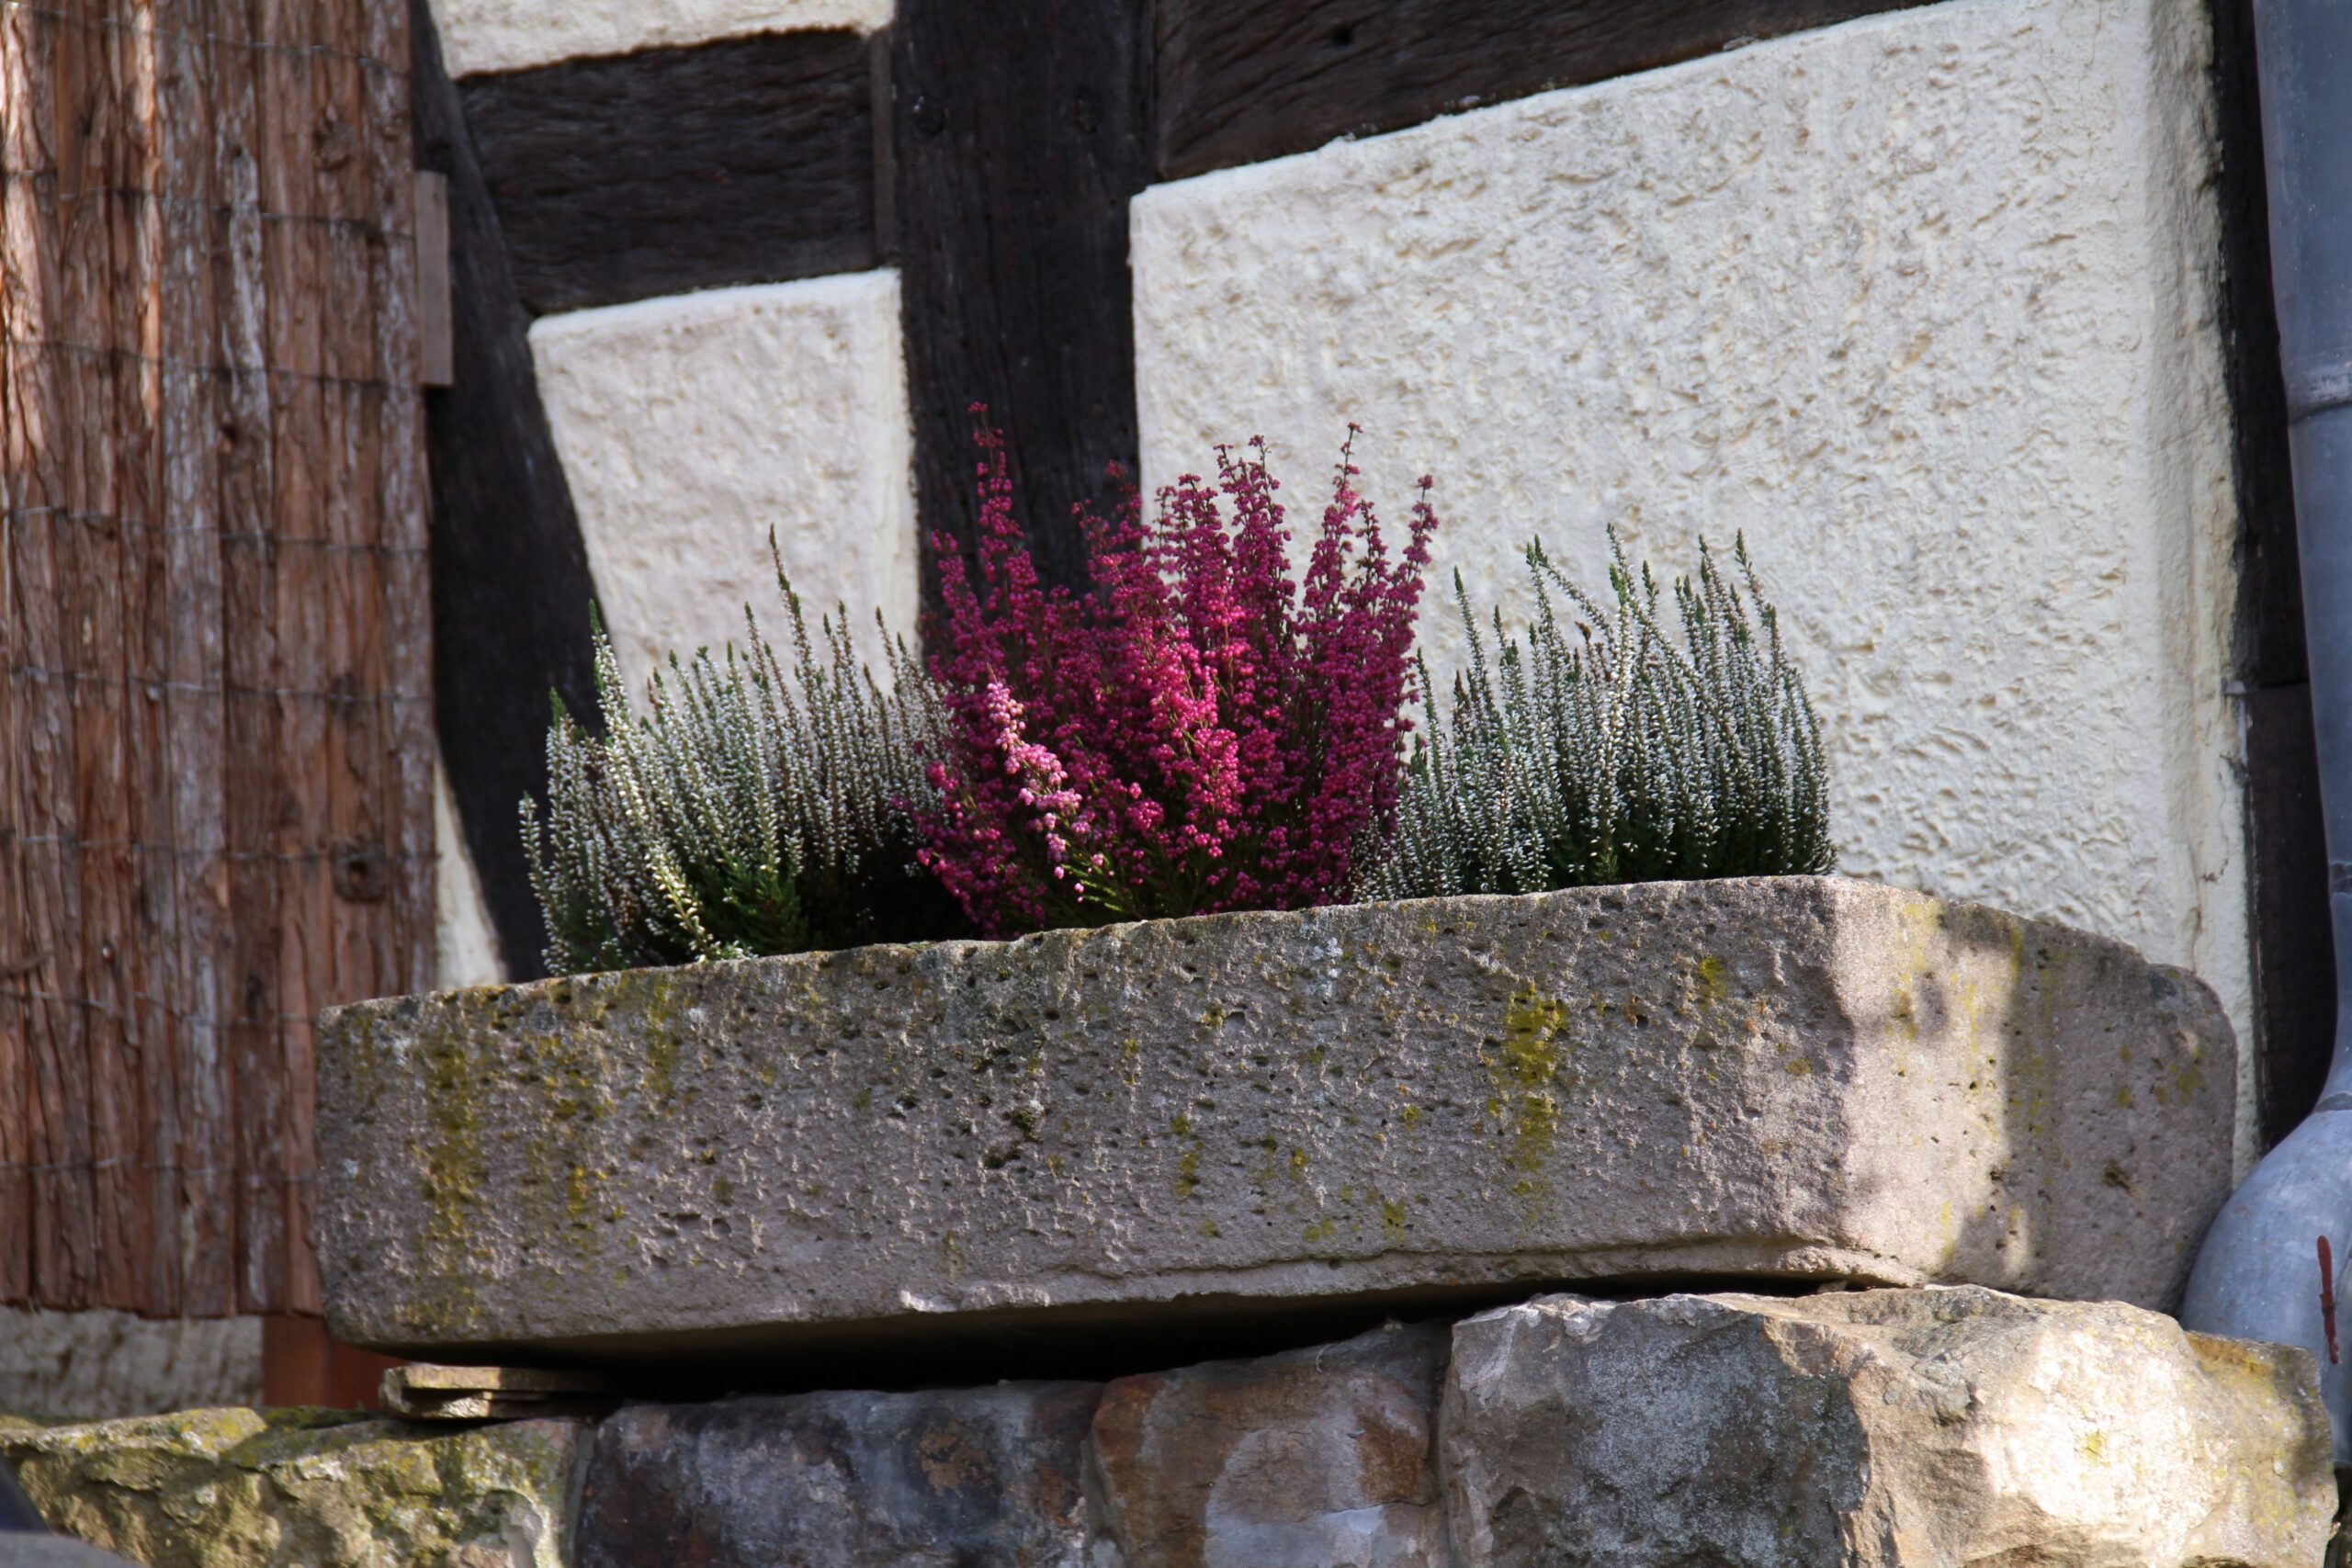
[7,1290,2330,1568]
[319,877,2233,1361]
[0,1408,582,1567]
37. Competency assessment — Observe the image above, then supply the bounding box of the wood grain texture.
[458,29,876,317]
[892,0,1148,596]
[0,0,433,1315]
[1153,0,1936,180]
[11,0,100,1313]
[412,0,600,978]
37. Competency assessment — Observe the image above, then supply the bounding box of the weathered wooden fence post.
[0,0,434,1372]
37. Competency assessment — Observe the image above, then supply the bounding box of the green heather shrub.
[1363,531,1833,901]
[521,547,965,975]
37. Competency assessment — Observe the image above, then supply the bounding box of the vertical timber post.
[890,0,1151,599]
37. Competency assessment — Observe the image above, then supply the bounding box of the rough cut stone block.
[0,1409,585,1568]
[1440,1288,2334,1568]
[1088,1323,1450,1568]
[574,1383,1099,1568]
[318,877,2233,1359]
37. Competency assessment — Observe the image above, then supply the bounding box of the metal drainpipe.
[2180,0,2352,1459]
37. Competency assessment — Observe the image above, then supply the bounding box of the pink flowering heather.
[916,412,1437,936]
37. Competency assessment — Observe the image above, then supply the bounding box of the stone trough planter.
[318,876,2233,1361]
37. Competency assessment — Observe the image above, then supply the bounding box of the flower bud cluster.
[521,421,1833,975]
[914,415,1437,936]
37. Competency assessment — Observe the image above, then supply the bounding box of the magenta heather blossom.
[915,414,1438,936]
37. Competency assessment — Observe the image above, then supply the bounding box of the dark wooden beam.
[890,0,1149,595]
[1153,0,1936,182]
[2205,0,2333,1146]
[458,30,878,318]
[413,0,604,978]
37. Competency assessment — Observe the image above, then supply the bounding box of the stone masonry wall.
[7,1287,2333,1568]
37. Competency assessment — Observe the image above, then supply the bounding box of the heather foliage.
[522,547,962,975]
[1364,532,1832,900]
[917,422,1437,936]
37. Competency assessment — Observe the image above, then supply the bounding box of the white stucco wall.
[435,761,505,989]
[429,0,888,79]
[1133,0,2252,1151]
[530,272,920,696]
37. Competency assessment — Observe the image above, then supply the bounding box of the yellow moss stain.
[1504,987,1569,1084]
[592,968,688,1108]
[1495,986,1570,1186]
[410,1020,489,1335]
[1891,987,1918,1042]
[1381,1196,1408,1239]
[2171,1045,2207,1107]
[1887,897,1939,1059]
[1176,1146,1202,1200]
[1249,1138,1283,1189]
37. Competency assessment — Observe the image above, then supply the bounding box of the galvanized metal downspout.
[2180,0,2352,1459]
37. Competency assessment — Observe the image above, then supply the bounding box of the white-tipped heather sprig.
[522,536,960,975]
[1364,528,1832,900]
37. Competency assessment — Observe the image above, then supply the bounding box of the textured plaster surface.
[427,0,889,80]
[316,878,2233,1359]
[531,272,918,695]
[0,1309,260,1421]
[1131,0,2253,1159]
[1442,1289,2335,1568]
[434,759,504,989]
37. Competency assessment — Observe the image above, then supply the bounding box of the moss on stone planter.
[0,1407,586,1568]
[319,878,2236,1361]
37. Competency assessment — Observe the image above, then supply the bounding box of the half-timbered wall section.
[416,0,2316,1167]
[0,0,434,1315]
